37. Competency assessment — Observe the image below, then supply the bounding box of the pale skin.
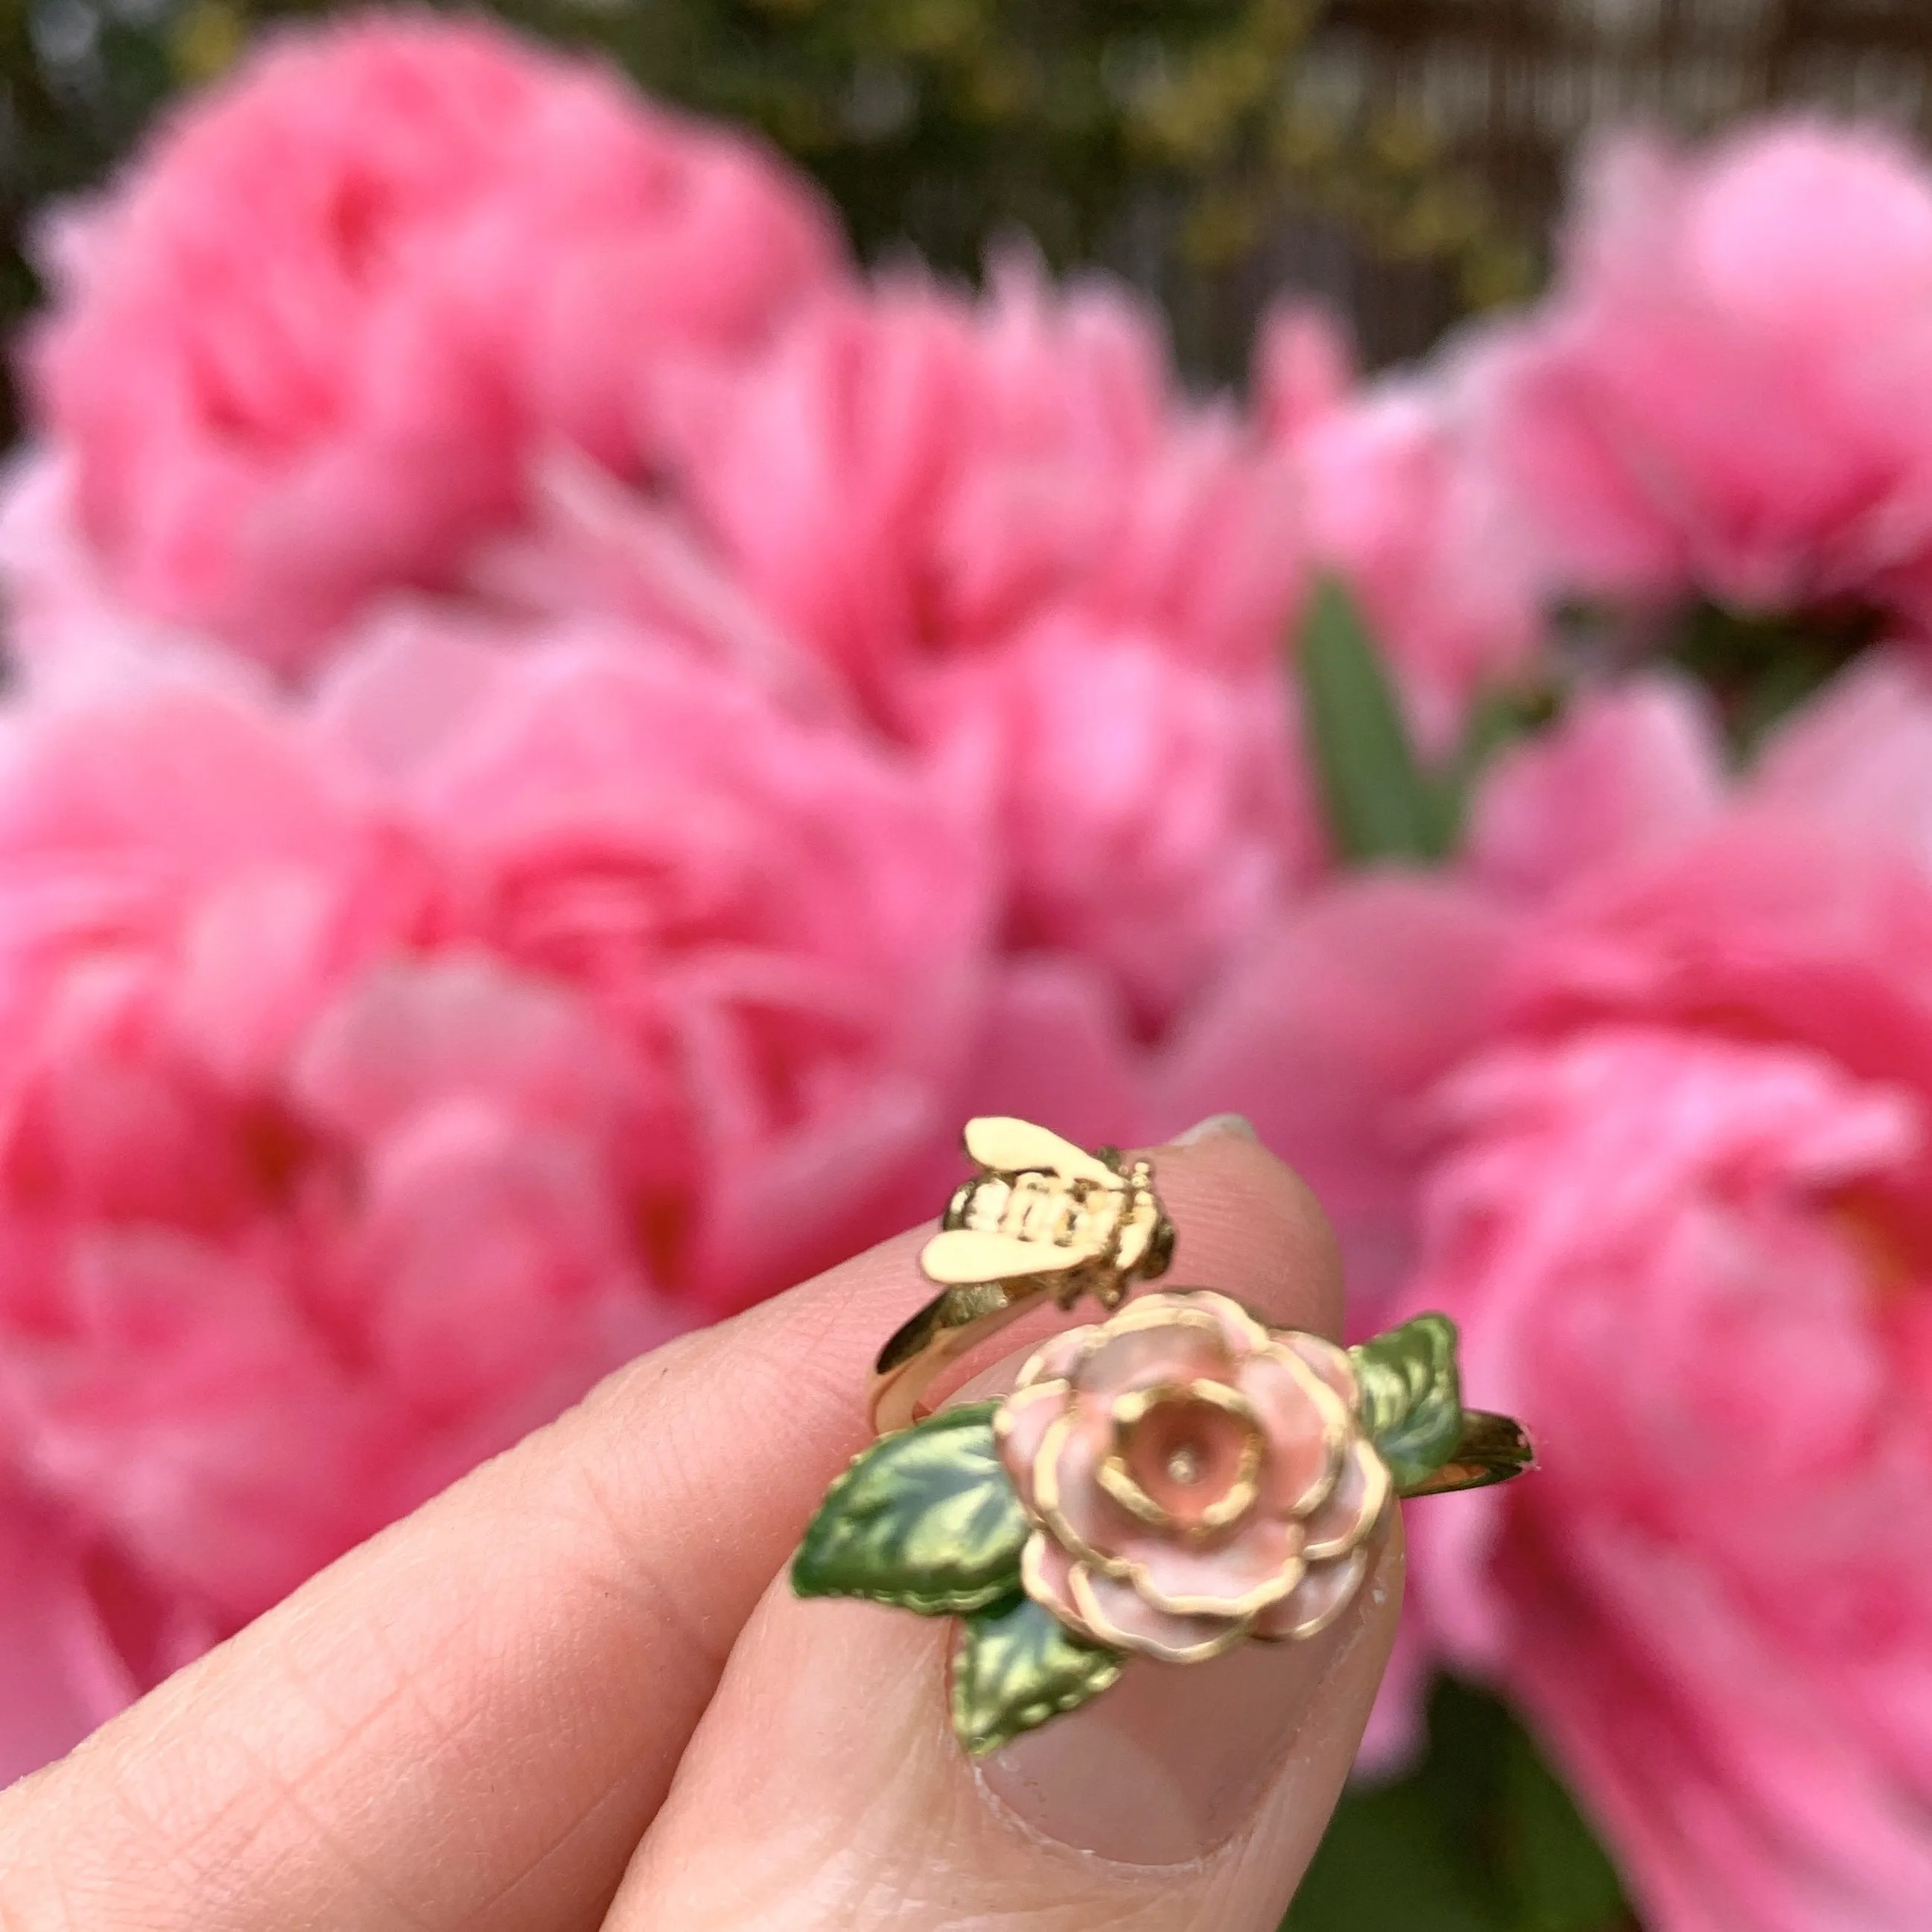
[0,1128,1402,1932]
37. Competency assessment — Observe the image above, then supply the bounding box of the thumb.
[603,1128,1404,1930]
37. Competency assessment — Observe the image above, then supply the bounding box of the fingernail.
[976,1534,1395,1863]
[1172,1113,1259,1146]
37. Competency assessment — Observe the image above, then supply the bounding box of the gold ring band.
[867,1279,1052,1434]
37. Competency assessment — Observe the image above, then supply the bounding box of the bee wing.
[962,1116,1116,1186]
[919,1228,1094,1286]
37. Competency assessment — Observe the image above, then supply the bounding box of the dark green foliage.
[1297,575,1458,862]
[1297,575,1555,868]
[1286,1677,1633,1932]
[1665,596,1884,757]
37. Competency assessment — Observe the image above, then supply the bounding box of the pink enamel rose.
[995,1290,1389,1660]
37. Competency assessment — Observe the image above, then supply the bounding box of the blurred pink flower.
[16,12,843,675]
[1259,306,1545,749]
[1166,658,1932,1927]
[1483,122,1932,632]
[655,264,1321,1032]
[919,612,1318,1036]
[0,661,677,1782]
[1463,673,1726,898]
[312,608,998,1306]
[664,256,1304,721]
[0,611,1016,1780]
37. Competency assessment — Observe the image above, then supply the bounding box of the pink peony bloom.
[664,255,1305,721]
[0,610,1026,1780]
[1482,121,1932,633]
[919,611,1318,1035]
[1411,1022,1932,1932]
[1260,306,1546,750]
[311,608,999,1309]
[0,661,683,1781]
[1165,658,1932,1928]
[1157,869,1525,1312]
[17,12,843,674]
[658,263,1322,1034]
[997,1289,1388,1661]
[1464,673,1726,899]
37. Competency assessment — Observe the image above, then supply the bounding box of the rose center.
[1119,1390,1259,1529]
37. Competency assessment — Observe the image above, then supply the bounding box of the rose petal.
[1122,1511,1305,1617]
[996,1379,1073,1508]
[1071,1563,1252,1662]
[1242,1344,1349,1516]
[1020,1532,1103,1644]
[1283,1331,1361,1412]
[1254,1546,1370,1641]
[1303,1437,1391,1560]
[1017,1325,1101,1390]
[1035,1403,1145,1566]
[1073,1309,1238,1402]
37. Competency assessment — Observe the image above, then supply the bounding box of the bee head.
[1114,1169,1175,1283]
[1138,1211,1176,1282]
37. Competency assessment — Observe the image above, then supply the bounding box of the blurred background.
[7,0,1932,402]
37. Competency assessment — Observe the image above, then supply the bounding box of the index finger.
[0,1128,1342,1932]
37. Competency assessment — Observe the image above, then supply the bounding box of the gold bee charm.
[921,1118,1174,1311]
[869,1119,1175,1434]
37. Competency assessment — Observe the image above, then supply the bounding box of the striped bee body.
[919,1118,1175,1309]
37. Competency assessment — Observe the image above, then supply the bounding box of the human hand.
[0,1125,1401,1931]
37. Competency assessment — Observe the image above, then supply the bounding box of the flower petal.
[1283,1331,1361,1412]
[1174,1288,1275,1359]
[1242,1343,1350,1516]
[996,1379,1073,1510]
[1303,1437,1391,1561]
[1017,1325,1102,1390]
[1020,1532,1103,1644]
[1254,1547,1370,1642]
[1073,1307,1239,1402]
[1122,1512,1305,1617]
[1033,1403,1143,1570]
[1070,1563,1253,1662]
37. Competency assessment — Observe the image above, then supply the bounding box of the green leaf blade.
[952,1593,1122,1756]
[1501,1720,1630,1931]
[1296,576,1452,865]
[791,1401,1030,1615]
[1349,1312,1465,1493]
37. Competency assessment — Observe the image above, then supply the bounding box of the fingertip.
[1143,1128,1347,1342]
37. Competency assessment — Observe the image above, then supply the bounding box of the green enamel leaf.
[1350,1313,1465,1494]
[951,1593,1122,1756]
[1297,575,1455,865]
[791,1402,1030,1615]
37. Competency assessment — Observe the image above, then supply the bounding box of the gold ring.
[798,1116,1534,1757]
